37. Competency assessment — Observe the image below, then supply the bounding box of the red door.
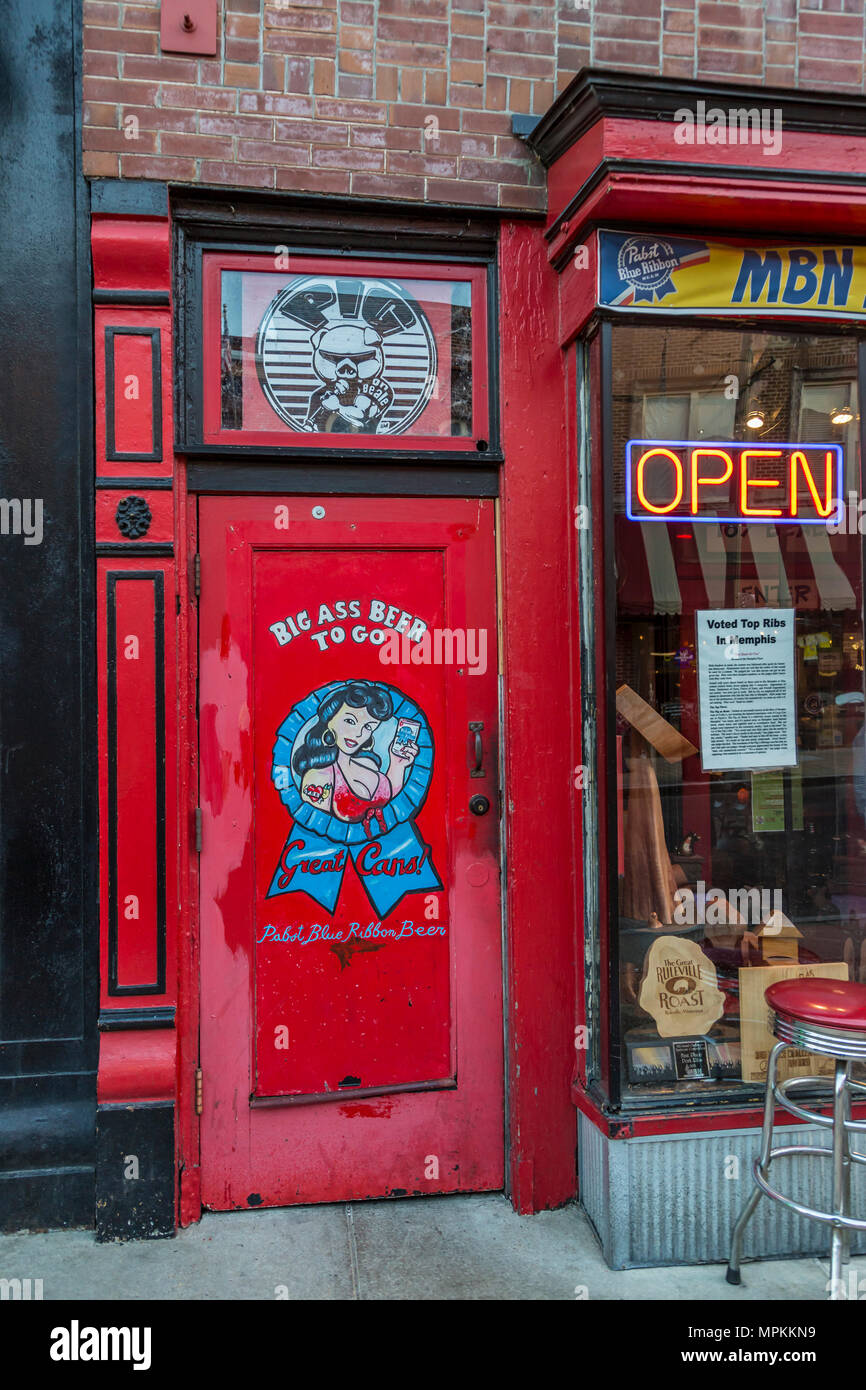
[198,496,503,1207]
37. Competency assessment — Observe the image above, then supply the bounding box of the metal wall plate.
[160,0,217,56]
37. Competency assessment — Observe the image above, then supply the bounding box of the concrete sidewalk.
[2,1193,861,1300]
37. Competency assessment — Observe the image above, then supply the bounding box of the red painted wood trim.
[558,229,599,347]
[97,558,179,1009]
[98,1029,176,1104]
[95,308,173,479]
[550,173,866,266]
[93,211,182,1220]
[499,221,577,1212]
[572,1082,866,1140]
[176,469,202,1228]
[545,118,866,231]
[92,216,171,295]
[96,489,173,545]
[604,117,866,178]
[546,123,606,233]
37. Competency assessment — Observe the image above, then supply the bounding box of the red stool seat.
[765,977,866,1032]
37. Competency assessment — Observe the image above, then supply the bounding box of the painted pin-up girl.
[292,681,419,838]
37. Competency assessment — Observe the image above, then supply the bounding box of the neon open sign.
[625,439,844,524]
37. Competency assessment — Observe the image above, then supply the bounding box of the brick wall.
[82,0,866,211]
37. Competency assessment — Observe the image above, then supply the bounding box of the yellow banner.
[599,231,866,318]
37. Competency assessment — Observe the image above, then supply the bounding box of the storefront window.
[610,325,865,1097]
[197,253,490,451]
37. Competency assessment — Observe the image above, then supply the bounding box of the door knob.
[469,794,490,816]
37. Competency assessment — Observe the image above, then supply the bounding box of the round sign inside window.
[256,274,438,436]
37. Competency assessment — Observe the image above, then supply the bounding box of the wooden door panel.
[199,496,503,1207]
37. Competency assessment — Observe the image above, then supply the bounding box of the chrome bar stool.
[726,977,866,1298]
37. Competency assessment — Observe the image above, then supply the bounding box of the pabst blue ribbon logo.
[256,275,437,435]
[267,679,442,915]
[616,236,681,303]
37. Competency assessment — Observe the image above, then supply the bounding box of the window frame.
[581,310,866,1115]
[175,238,499,462]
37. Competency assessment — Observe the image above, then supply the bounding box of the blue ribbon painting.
[267,679,442,916]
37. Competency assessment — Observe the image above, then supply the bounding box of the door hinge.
[192,552,201,599]
[194,1067,203,1116]
[194,807,202,853]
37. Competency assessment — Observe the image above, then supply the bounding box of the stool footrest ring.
[773,1076,866,1132]
[753,1152,866,1231]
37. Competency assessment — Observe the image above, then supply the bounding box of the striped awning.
[617,517,859,616]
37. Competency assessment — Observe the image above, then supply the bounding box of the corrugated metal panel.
[577,1110,610,1254]
[578,1112,866,1269]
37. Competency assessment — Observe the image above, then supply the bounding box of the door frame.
[177,485,516,1220]
[176,457,578,1221]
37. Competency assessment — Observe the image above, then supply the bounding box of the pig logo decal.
[256,274,437,435]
